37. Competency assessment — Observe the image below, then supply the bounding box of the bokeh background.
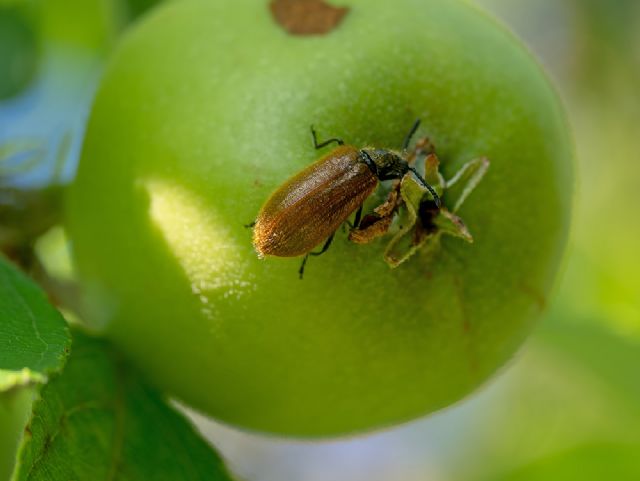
[1,1,639,480]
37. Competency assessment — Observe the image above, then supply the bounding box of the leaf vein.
[2,275,50,371]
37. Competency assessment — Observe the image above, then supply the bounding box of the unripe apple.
[67,0,573,436]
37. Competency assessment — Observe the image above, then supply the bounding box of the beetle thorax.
[361,149,409,181]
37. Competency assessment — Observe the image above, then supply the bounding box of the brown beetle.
[252,120,440,278]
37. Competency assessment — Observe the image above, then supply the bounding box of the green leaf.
[0,5,39,100]
[0,139,47,178]
[490,443,640,481]
[537,314,640,409]
[0,256,70,390]
[12,330,235,481]
[0,255,70,480]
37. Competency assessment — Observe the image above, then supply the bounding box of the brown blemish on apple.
[269,0,349,36]
[518,281,547,311]
[453,274,479,376]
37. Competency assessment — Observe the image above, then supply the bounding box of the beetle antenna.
[408,167,441,208]
[402,119,421,151]
[311,125,344,149]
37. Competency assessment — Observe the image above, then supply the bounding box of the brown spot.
[518,282,547,311]
[269,0,349,36]
[452,274,478,376]
[24,425,32,437]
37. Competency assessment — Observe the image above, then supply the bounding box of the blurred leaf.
[0,140,47,179]
[0,6,39,99]
[122,0,163,20]
[33,227,73,282]
[537,314,640,409]
[493,443,640,481]
[453,313,640,481]
[574,0,639,53]
[0,137,73,262]
[39,0,123,52]
[51,130,72,183]
[571,0,640,99]
[0,186,64,258]
[12,330,235,481]
[0,386,34,481]
[0,255,70,389]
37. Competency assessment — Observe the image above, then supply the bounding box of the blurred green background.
[1,0,638,480]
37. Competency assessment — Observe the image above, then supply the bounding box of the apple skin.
[67,0,573,436]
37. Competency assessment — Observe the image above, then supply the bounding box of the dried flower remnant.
[269,0,349,35]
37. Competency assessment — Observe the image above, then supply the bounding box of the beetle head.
[361,148,442,208]
[362,149,409,181]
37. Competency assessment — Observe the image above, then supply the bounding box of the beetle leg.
[343,209,362,230]
[298,255,309,279]
[298,233,336,279]
[353,205,364,229]
[244,221,256,228]
[311,233,335,257]
[311,126,344,149]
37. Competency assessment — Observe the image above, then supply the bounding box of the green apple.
[67,0,573,436]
